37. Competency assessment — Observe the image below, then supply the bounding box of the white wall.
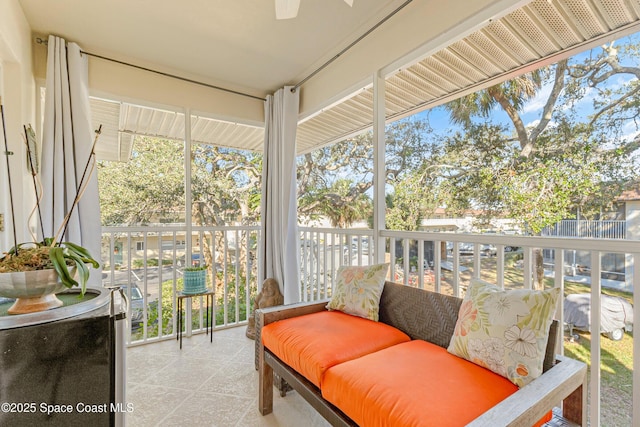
[626,200,640,240]
[0,0,36,251]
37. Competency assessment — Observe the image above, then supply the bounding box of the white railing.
[101,224,638,426]
[543,219,626,240]
[299,227,374,301]
[101,225,260,346]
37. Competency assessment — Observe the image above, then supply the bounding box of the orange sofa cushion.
[322,340,552,427]
[261,310,410,387]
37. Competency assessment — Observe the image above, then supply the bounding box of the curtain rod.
[35,37,266,102]
[292,0,413,92]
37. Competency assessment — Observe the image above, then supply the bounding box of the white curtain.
[261,86,300,304]
[41,35,102,284]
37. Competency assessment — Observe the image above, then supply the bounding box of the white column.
[625,200,639,289]
[633,252,640,425]
[373,71,386,264]
[184,109,193,336]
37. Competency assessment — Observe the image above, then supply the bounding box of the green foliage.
[213,267,255,326]
[385,187,424,231]
[98,137,262,227]
[132,258,175,268]
[98,136,186,225]
[191,145,262,226]
[297,119,438,230]
[432,44,640,232]
[133,258,158,268]
[297,135,374,228]
[395,255,420,270]
[299,178,372,228]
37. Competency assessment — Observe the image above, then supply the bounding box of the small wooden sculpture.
[246,278,284,339]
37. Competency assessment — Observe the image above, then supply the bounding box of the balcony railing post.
[589,251,602,425]
[452,243,460,297]
[554,248,564,357]
[372,70,386,266]
[434,240,442,293]
[633,252,640,424]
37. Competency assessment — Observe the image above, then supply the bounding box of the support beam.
[373,71,386,264]
[184,109,193,336]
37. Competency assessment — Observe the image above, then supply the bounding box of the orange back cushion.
[262,310,410,387]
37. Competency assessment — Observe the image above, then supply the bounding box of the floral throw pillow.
[447,279,560,387]
[326,263,389,321]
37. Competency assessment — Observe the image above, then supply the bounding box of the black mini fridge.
[0,287,126,426]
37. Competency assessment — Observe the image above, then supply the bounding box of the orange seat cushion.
[261,310,410,387]
[322,340,552,427]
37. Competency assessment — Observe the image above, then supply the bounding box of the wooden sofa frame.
[257,281,587,427]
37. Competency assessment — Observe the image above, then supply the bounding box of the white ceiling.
[18,0,640,160]
[19,0,406,97]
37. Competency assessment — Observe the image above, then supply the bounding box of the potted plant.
[0,238,99,290]
[0,115,101,314]
[182,265,208,294]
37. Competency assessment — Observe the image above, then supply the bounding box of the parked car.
[122,283,144,330]
[564,293,633,341]
[457,243,474,255]
[454,243,496,256]
[480,244,497,256]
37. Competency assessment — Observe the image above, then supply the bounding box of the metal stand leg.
[205,294,209,338]
[177,291,214,348]
[176,296,179,342]
[178,297,183,349]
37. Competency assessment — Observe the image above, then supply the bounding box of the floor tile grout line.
[153,387,197,427]
[236,399,257,427]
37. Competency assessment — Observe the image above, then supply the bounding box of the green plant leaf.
[49,246,78,288]
[63,242,100,268]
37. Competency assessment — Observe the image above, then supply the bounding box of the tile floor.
[125,326,330,427]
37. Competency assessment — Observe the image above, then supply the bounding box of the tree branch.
[529,60,568,148]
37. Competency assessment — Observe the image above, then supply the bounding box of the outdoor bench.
[257,280,587,426]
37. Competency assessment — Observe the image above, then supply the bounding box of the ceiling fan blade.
[275,0,300,19]
[344,0,354,6]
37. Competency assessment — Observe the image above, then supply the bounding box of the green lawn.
[562,282,633,426]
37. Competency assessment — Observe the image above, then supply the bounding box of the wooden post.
[563,383,586,426]
[258,348,274,414]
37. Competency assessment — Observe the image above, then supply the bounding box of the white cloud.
[524,118,557,130]
[522,83,553,114]
[621,120,640,143]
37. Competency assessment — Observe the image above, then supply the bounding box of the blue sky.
[408,31,640,143]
